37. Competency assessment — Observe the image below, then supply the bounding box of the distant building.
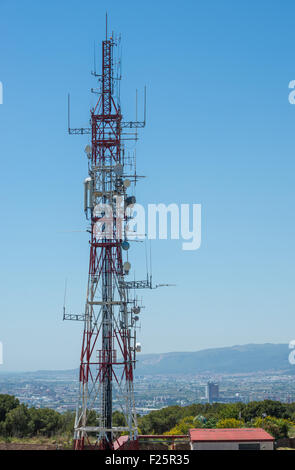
[189,428,274,451]
[206,381,219,403]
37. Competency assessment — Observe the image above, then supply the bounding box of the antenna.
[149,239,153,286]
[106,12,108,40]
[135,89,138,141]
[145,236,149,279]
[144,85,147,125]
[63,278,68,320]
[67,93,71,132]
[155,283,177,288]
[121,86,146,129]
[94,41,96,75]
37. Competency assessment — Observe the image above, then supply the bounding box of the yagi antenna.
[155,284,177,288]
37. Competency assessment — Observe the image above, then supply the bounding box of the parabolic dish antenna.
[123,179,131,188]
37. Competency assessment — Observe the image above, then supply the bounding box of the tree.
[28,408,63,436]
[60,411,75,434]
[203,417,218,428]
[217,403,244,420]
[138,406,184,435]
[243,400,288,422]
[5,404,32,437]
[86,409,98,426]
[0,394,20,422]
[112,411,126,427]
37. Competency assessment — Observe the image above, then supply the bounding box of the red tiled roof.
[189,428,274,442]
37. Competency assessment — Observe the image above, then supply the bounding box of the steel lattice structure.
[65,30,148,450]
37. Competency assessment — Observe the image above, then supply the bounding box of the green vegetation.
[0,395,74,439]
[137,400,295,439]
[0,394,295,443]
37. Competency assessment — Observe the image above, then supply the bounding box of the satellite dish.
[126,196,136,207]
[123,261,131,274]
[121,241,130,251]
[85,145,91,155]
[135,342,142,353]
[123,179,131,188]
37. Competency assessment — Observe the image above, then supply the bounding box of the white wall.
[191,440,274,450]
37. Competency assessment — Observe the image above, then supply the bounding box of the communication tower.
[65,23,150,450]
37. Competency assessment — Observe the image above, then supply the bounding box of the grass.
[0,434,74,449]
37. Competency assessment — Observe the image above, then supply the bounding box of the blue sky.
[0,0,295,371]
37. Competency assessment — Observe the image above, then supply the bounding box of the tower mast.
[66,25,147,450]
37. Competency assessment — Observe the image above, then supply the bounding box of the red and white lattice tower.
[65,28,148,450]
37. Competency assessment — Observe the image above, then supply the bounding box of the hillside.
[135,343,293,375]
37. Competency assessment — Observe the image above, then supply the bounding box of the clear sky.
[0,0,295,371]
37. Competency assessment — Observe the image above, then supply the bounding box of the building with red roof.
[189,428,274,450]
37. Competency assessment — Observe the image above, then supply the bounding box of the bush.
[165,416,203,435]
[252,416,293,439]
[216,418,245,428]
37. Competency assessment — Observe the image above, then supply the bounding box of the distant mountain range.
[1,344,293,377]
[134,343,294,375]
